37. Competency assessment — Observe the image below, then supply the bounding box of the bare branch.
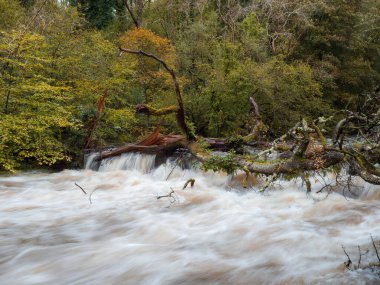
[371,235,380,263]
[357,245,362,268]
[74,183,87,195]
[157,189,175,200]
[342,245,352,270]
[119,48,195,141]
[156,188,176,208]
[183,179,195,189]
[125,0,139,28]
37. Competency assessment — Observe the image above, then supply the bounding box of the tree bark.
[137,0,143,27]
[125,0,139,28]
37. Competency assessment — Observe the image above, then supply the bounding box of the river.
[0,153,380,284]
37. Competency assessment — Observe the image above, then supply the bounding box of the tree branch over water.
[119,47,195,141]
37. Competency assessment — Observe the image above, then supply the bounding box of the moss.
[274,144,292,152]
[311,122,327,147]
[145,105,179,116]
[227,135,244,149]
[202,151,240,174]
[282,172,303,181]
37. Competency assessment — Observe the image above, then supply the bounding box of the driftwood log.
[95,126,185,161]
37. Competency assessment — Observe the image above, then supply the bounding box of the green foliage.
[202,151,240,174]
[0,2,138,171]
[71,0,118,29]
[19,0,35,8]
[0,28,79,171]
[0,114,75,171]
[96,108,138,144]
[0,0,24,29]
[0,0,379,171]
[288,0,380,109]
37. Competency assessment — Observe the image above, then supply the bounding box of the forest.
[1,1,380,284]
[1,0,379,174]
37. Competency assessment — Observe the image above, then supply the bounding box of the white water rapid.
[1,154,380,285]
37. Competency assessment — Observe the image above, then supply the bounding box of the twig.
[156,188,176,208]
[157,189,175,200]
[28,0,49,29]
[183,179,195,189]
[342,245,352,270]
[371,235,380,263]
[166,158,180,180]
[358,245,362,268]
[259,174,277,192]
[310,184,332,202]
[166,150,186,180]
[75,183,87,195]
[315,183,332,194]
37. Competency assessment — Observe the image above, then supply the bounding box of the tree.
[19,0,35,8]
[287,0,380,110]
[73,0,117,29]
[0,30,77,171]
[1,0,379,175]
[0,0,139,170]
[119,28,195,140]
[124,0,144,27]
[0,0,24,29]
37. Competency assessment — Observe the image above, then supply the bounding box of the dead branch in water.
[342,245,353,270]
[157,188,176,208]
[156,189,175,200]
[342,236,380,272]
[95,126,185,161]
[183,179,195,189]
[358,245,362,268]
[156,179,196,208]
[88,76,379,192]
[74,183,98,204]
[166,150,187,180]
[371,235,380,263]
[75,183,87,195]
[193,89,380,191]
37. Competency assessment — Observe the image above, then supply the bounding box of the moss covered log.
[135,104,179,116]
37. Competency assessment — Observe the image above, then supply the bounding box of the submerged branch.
[75,183,87,195]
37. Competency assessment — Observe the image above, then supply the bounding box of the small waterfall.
[85,152,156,173]
[84,153,98,170]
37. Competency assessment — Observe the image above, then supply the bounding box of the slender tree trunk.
[137,0,143,27]
[4,90,10,114]
[125,0,139,27]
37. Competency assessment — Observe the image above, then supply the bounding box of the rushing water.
[1,154,380,285]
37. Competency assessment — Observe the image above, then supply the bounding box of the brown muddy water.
[0,153,380,285]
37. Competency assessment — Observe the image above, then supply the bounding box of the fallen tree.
[95,126,185,161]
[92,47,380,190]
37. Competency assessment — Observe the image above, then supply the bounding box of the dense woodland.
[0,0,379,172]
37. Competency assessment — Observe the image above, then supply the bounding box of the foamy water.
[1,155,380,284]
